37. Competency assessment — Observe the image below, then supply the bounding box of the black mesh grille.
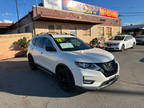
[96,60,118,77]
[106,43,113,46]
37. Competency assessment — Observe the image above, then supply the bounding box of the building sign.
[100,8,118,18]
[43,0,62,10]
[43,0,119,18]
[62,0,100,16]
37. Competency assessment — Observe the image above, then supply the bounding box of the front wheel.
[121,45,125,51]
[132,42,136,48]
[56,67,75,91]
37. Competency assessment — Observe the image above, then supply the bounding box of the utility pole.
[15,0,20,33]
[15,0,20,21]
[36,0,38,16]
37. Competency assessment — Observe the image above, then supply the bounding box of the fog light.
[83,77,95,84]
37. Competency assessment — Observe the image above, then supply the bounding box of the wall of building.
[0,33,32,60]
[6,13,33,34]
[34,21,121,43]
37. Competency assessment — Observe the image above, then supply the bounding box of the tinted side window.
[33,38,43,48]
[43,38,54,49]
[129,36,133,39]
[32,38,36,46]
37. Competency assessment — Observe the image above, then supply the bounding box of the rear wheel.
[56,66,75,91]
[28,55,37,70]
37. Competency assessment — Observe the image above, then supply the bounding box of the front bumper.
[105,46,121,50]
[72,62,120,90]
[84,75,119,90]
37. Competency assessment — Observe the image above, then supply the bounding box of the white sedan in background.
[105,35,136,51]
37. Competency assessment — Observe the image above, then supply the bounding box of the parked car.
[27,33,119,91]
[105,35,136,51]
[135,35,144,45]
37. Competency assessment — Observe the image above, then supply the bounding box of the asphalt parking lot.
[0,45,144,108]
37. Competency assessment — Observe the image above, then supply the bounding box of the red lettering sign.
[100,8,118,18]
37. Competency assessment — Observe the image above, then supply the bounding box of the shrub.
[17,37,30,49]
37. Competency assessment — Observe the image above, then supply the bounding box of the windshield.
[54,37,92,51]
[113,36,125,40]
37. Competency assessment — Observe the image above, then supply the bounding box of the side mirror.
[45,46,56,52]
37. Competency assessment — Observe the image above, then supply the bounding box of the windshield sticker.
[55,38,63,43]
[60,43,74,49]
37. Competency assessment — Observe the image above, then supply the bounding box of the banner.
[42,0,119,19]
[62,0,100,16]
[100,8,118,18]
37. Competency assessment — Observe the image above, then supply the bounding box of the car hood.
[105,40,122,44]
[64,48,114,63]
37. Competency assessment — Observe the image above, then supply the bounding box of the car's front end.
[72,59,119,90]
[104,41,122,51]
[64,48,120,90]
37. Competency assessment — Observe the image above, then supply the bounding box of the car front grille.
[96,60,118,77]
[106,43,113,46]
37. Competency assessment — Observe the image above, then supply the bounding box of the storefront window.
[55,25,62,33]
[97,27,104,36]
[91,28,95,36]
[106,27,112,37]
[48,25,62,33]
[83,28,91,36]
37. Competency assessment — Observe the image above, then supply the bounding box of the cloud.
[3,20,13,23]
[0,20,13,23]
[1,12,16,17]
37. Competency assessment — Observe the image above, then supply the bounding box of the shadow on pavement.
[0,59,85,98]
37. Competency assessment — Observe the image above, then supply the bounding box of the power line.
[24,0,29,14]
[119,14,144,17]
[15,0,19,21]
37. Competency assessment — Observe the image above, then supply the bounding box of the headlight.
[75,62,102,71]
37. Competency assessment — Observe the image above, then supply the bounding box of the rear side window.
[129,36,133,39]
[32,38,43,48]
[124,36,129,41]
[43,38,54,49]
[32,38,37,46]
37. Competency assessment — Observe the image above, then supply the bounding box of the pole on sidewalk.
[15,0,20,33]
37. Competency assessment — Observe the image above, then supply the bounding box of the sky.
[0,0,144,25]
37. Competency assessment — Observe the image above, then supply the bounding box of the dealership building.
[2,0,122,43]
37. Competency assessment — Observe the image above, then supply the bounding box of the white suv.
[28,33,119,91]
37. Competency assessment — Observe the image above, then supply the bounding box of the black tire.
[28,55,37,70]
[121,45,125,51]
[56,66,75,91]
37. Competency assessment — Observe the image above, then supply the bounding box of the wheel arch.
[55,63,75,82]
[28,53,32,58]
